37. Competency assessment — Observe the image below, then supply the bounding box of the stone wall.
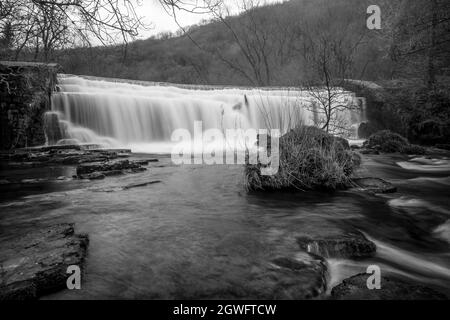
[0,61,59,149]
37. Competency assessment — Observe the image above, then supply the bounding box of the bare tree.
[299,6,365,134]
[161,0,297,86]
[381,0,450,89]
[0,0,151,61]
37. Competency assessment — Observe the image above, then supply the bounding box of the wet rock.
[352,177,397,193]
[435,143,450,151]
[251,253,328,299]
[27,144,82,152]
[123,180,161,189]
[20,178,43,184]
[0,223,89,300]
[128,167,147,173]
[331,273,447,300]
[359,148,380,155]
[78,172,105,180]
[76,159,143,175]
[334,136,350,150]
[102,170,125,177]
[297,230,376,259]
[0,147,132,168]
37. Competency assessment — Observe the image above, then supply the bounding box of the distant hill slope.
[54,0,449,87]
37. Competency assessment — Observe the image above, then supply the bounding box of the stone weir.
[0,61,59,150]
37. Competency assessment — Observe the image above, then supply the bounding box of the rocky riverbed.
[0,223,88,300]
[0,146,449,299]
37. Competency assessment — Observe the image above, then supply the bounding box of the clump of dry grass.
[244,126,359,191]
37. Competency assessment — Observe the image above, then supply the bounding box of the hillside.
[54,0,390,86]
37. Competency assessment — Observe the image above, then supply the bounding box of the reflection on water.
[0,153,449,299]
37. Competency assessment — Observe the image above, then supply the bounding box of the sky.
[135,0,283,39]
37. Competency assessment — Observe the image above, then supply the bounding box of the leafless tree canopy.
[0,0,150,60]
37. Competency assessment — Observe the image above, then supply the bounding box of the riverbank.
[1,146,449,299]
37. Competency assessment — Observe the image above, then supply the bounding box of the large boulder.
[331,273,447,300]
[0,223,89,300]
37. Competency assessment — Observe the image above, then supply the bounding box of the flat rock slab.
[1,147,131,166]
[331,273,447,300]
[0,223,88,300]
[297,230,376,259]
[76,159,146,176]
[352,177,397,193]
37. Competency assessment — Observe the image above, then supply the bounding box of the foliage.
[363,130,426,154]
[244,126,358,191]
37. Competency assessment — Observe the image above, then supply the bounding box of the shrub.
[244,126,358,191]
[402,144,426,155]
[363,130,426,154]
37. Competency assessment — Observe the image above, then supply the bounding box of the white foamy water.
[434,220,450,244]
[367,236,450,281]
[388,196,450,215]
[397,157,450,172]
[49,75,363,153]
[407,176,450,186]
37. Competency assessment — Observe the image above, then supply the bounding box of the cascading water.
[48,75,363,153]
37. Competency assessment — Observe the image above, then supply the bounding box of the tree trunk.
[426,0,438,91]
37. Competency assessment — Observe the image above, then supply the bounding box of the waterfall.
[48,75,360,153]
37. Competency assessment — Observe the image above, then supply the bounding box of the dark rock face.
[0,223,88,300]
[43,112,64,145]
[357,121,378,139]
[0,61,59,149]
[352,177,397,193]
[331,273,447,300]
[297,230,376,259]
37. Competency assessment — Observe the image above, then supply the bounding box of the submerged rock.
[331,273,447,300]
[0,223,89,300]
[297,230,376,259]
[352,177,397,193]
[123,180,161,189]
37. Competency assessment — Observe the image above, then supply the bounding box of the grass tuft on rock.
[244,126,359,192]
[363,130,426,154]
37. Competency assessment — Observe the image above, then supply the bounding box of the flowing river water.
[0,76,448,299]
